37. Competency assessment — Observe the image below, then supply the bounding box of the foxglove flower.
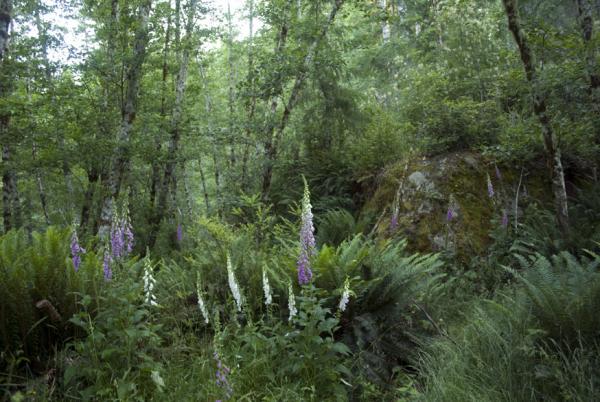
[487,173,494,198]
[196,275,210,324]
[103,250,113,281]
[501,209,509,228]
[288,283,297,321]
[262,268,272,306]
[446,205,455,222]
[214,352,233,399]
[70,231,86,272]
[110,203,134,258]
[297,179,315,285]
[176,223,183,243]
[227,254,243,312]
[143,258,158,306]
[110,214,124,259]
[390,206,399,232]
[495,165,502,181]
[124,217,134,254]
[338,277,351,312]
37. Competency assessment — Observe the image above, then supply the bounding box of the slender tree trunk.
[150,0,172,208]
[261,0,345,199]
[575,0,599,94]
[181,161,194,218]
[379,0,390,43]
[502,0,569,235]
[148,0,196,248]
[241,0,255,190]
[197,57,222,215]
[260,0,293,200]
[98,0,152,238]
[80,167,99,232]
[0,0,10,62]
[0,0,16,233]
[198,157,210,214]
[227,4,236,169]
[32,143,50,225]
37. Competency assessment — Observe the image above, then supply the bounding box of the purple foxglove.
[501,209,509,228]
[214,352,233,399]
[176,223,183,243]
[487,173,494,198]
[124,218,134,254]
[495,165,502,181]
[390,207,399,232]
[297,179,315,285]
[103,250,113,281]
[446,206,455,221]
[110,215,124,259]
[70,231,86,272]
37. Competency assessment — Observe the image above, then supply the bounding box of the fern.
[509,251,600,346]
[0,228,103,373]
[317,208,359,247]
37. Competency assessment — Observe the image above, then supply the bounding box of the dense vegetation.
[1,0,600,400]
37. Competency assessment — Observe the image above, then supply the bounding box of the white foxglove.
[288,284,297,321]
[338,277,351,312]
[227,254,243,311]
[143,258,158,306]
[196,275,210,324]
[262,268,272,306]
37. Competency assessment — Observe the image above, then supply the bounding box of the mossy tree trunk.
[98,0,152,239]
[502,0,570,235]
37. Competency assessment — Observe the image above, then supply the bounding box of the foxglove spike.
[487,173,494,198]
[297,178,315,285]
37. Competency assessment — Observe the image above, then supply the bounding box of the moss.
[360,152,552,263]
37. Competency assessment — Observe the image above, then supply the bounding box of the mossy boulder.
[360,152,550,262]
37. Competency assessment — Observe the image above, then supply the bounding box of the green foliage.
[313,235,444,388]
[219,289,351,401]
[421,250,600,402]
[64,264,165,400]
[316,208,360,247]
[0,228,102,373]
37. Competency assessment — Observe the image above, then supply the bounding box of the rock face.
[361,152,548,261]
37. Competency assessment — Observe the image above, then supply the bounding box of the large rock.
[360,152,549,261]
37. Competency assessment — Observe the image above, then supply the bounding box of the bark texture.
[261,0,345,199]
[503,0,569,234]
[98,0,152,238]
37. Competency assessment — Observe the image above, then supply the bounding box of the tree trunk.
[0,0,11,62]
[379,0,390,43]
[198,157,210,214]
[98,0,152,238]
[148,0,196,248]
[241,0,255,190]
[150,0,172,209]
[181,161,194,218]
[197,57,222,215]
[260,0,293,201]
[80,167,99,232]
[502,0,569,235]
[575,0,600,94]
[261,0,345,199]
[32,142,50,225]
[227,3,237,170]
[0,0,17,233]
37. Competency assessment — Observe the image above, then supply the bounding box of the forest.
[1,0,600,400]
